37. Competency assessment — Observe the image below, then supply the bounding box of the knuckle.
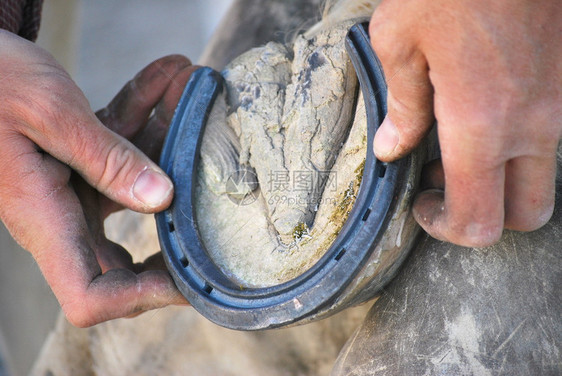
[369,34,393,64]
[369,18,396,63]
[368,16,383,42]
[61,299,99,328]
[21,74,79,135]
[369,1,393,38]
[96,142,139,193]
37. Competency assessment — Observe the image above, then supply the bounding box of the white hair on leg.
[306,0,381,37]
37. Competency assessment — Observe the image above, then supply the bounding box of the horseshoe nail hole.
[362,208,371,221]
[378,164,387,178]
[180,257,189,268]
[335,248,346,261]
[203,283,213,294]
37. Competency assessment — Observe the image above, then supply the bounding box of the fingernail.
[374,116,399,158]
[412,188,445,225]
[133,168,173,208]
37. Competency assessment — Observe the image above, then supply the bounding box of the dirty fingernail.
[133,168,173,208]
[374,116,399,158]
[412,189,445,220]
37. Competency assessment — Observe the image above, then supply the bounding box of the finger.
[369,14,435,161]
[96,55,192,139]
[75,251,188,325]
[133,65,200,161]
[413,125,506,247]
[504,154,556,231]
[61,268,187,327]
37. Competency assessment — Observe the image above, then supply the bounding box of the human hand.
[0,30,197,326]
[369,0,561,247]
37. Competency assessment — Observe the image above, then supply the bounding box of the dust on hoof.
[196,22,367,287]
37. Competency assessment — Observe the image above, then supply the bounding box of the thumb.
[2,33,175,213]
[68,122,174,213]
[17,74,174,213]
[69,122,174,212]
[372,48,434,161]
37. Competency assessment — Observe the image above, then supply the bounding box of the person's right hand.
[370,0,561,247]
[0,30,196,326]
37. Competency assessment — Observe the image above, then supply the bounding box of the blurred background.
[0,1,232,374]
